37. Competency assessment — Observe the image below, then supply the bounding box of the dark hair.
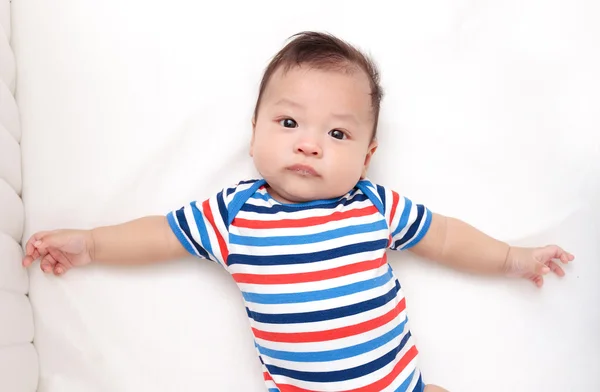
[253,31,384,139]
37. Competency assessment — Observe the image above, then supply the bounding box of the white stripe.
[389,195,409,236]
[170,212,198,257]
[260,324,411,373]
[182,202,206,255]
[231,212,383,237]
[236,263,390,295]
[381,355,420,392]
[391,197,418,243]
[398,208,430,250]
[229,228,388,256]
[245,273,395,316]
[384,188,395,222]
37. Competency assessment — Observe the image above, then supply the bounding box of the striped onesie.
[167,178,432,392]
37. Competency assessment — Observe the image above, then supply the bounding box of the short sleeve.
[166,188,231,268]
[377,185,432,251]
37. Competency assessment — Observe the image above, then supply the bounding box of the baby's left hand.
[504,245,575,287]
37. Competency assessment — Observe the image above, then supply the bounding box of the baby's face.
[251,65,377,204]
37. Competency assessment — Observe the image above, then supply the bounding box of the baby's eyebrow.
[274,98,305,109]
[275,98,359,125]
[330,112,359,125]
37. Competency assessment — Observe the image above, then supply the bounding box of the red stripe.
[202,199,229,264]
[277,345,417,392]
[263,372,273,381]
[232,205,378,229]
[390,191,399,224]
[252,297,406,343]
[388,191,399,247]
[233,255,386,285]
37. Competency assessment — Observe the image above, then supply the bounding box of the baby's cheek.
[254,144,284,178]
[329,160,363,189]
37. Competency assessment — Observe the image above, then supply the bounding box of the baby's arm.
[91,216,188,263]
[410,214,511,275]
[23,215,189,275]
[409,214,574,285]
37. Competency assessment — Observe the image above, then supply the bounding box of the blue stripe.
[268,389,279,392]
[242,267,393,304]
[396,370,417,392]
[228,239,388,266]
[256,315,407,362]
[230,219,388,247]
[191,203,214,258]
[377,184,387,214]
[240,193,369,214]
[395,204,425,249]
[216,190,228,229]
[357,180,384,215]
[403,208,431,249]
[246,280,399,324]
[238,178,260,185]
[170,208,211,260]
[226,185,237,197]
[392,197,412,238]
[266,331,412,382]
[166,212,196,256]
[250,192,271,202]
[412,373,425,392]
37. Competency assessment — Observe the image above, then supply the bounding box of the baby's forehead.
[273,63,370,86]
[264,65,373,106]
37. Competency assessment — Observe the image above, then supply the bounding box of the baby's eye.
[328,129,346,140]
[279,118,298,128]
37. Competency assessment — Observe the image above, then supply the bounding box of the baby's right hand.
[22,229,94,275]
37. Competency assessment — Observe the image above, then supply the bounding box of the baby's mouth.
[287,164,319,177]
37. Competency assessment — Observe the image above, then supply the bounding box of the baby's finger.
[547,260,565,277]
[23,232,48,265]
[22,248,42,268]
[54,263,67,276]
[530,275,544,288]
[35,242,51,259]
[25,233,39,256]
[534,261,550,276]
[22,255,35,268]
[549,245,574,264]
[558,250,575,264]
[40,254,57,274]
[48,248,73,270]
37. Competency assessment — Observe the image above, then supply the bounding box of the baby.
[22,32,574,392]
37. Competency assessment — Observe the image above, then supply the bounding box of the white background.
[8,0,600,391]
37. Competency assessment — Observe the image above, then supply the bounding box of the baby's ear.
[249,118,256,157]
[361,140,378,178]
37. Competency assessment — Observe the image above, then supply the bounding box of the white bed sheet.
[10,0,600,391]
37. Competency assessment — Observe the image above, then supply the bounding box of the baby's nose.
[295,141,322,157]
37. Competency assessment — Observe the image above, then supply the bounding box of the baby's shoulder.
[216,178,268,225]
[356,178,388,215]
[219,178,265,200]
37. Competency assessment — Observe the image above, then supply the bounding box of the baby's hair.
[253,31,384,139]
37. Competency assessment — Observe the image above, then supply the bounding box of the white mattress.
[5,0,600,391]
[0,0,38,390]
